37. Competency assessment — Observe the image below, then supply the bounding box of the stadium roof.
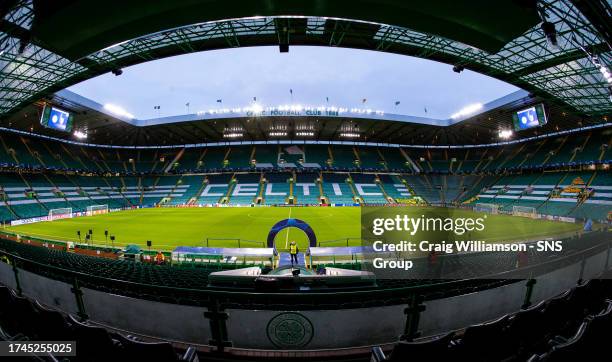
[4,87,608,146]
[0,0,610,131]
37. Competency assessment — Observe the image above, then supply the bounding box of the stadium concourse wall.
[0,235,610,350]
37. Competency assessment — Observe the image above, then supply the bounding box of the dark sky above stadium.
[69,46,518,120]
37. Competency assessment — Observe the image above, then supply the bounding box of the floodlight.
[223,133,243,138]
[450,103,483,119]
[104,104,135,119]
[498,130,513,139]
[74,130,87,139]
[600,65,611,84]
[541,21,558,48]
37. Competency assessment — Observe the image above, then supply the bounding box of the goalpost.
[48,207,73,221]
[86,204,109,216]
[512,205,537,218]
[473,203,499,214]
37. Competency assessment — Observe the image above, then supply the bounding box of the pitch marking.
[285,207,292,249]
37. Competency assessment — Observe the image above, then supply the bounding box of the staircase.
[254,173,265,204]
[375,175,392,203]
[19,173,49,213]
[317,172,326,204]
[376,148,389,171]
[345,174,361,203]
[222,174,237,204]
[21,137,45,167]
[191,176,209,205]
[0,135,19,164]
[42,143,70,169]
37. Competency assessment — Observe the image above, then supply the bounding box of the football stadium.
[0,1,611,361]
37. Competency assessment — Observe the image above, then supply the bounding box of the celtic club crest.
[267,312,314,348]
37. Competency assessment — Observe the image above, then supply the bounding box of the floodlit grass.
[5,206,582,252]
[6,207,360,252]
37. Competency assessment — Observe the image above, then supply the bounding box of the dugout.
[307,246,376,270]
[171,246,275,267]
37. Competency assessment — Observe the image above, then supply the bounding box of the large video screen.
[40,104,74,132]
[512,103,547,131]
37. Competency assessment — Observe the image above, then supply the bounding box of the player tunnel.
[267,218,317,250]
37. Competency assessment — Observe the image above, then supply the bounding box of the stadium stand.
[229,173,261,205]
[293,172,321,205]
[378,147,410,171]
[262,172,291,205]
[0,284,198,361]
[405,175,442,205]
[0,1,610,359]
[377,174,411,202]
[253,145,278,167]
[227,146,252,169]
[0,125,607,223]
[198,174,232,204]
[200,147,227,171]
[356,147,381,169]
[321,173,356,204]
[330,146,356,169]
[371,279,612,362]
[349,173,387,204]
[305,145,330,168]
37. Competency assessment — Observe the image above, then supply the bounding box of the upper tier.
[0,128,609,174]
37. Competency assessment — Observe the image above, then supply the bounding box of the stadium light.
[450,103,483,119]
[194,104,384,117]
[223,133,243,138]
[599,64,611,84]
[104,104,135,119]
[296,131,314,137]
[250,103,264,113]
[269,132,287,137]
[73,130,88,139]
[340,132,360,138]
[498,129,513,139]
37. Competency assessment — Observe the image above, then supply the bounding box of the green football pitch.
[5,207,582,252]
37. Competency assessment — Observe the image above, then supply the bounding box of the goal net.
[86,204,109,216]
[48,207,72,221]
[473,203,499,214]
[513,205,537,218]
